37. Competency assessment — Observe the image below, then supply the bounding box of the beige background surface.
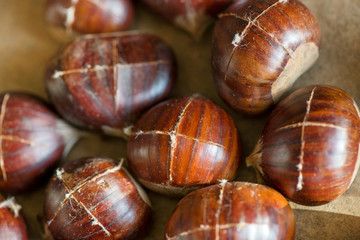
[0,0,359,239]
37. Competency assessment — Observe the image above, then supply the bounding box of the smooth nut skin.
[127,95,241,196]
[0,195,28,240]
[140,0,232,39]
[165,181,295,240]
[45,0,134,34]
[211,0,321,115]
[247,85,360,205]
[45,32,176,135]
[0,93,79,193]
[44,157,152,240]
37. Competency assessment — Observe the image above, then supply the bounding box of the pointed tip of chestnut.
[0,195,28,240]
[44,0,134,34]
[44,157,152,240]
[45,31,176,135]
[0,92,80,193]
[248,85,360,205]
[165,181,296,240]
[127,95,241,196]
[211,0,321,115]
[246,137,264,173]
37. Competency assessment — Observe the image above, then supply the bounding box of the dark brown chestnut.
[44,157,151,240]
[165,181,296,240]
[140,0,232,39]
[45,0,134,34]
[211,0,321,115]
[127,95,241,196]
[0,195,28,240]
[45,32,176,136]
[0,93,80,192]
[247,85,360,205]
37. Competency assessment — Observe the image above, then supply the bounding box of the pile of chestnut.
[0,0,359,239]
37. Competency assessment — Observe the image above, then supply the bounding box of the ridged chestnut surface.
[165,181,296,240]
[45,32,176,136]
[127,95,241,196]
[45,0,134,34]
[0,93,79,192]
[212,0,321,115]
[44,157,151,240]
[140,0,232,39]
[0,195,28,240]
[247,85,360,205]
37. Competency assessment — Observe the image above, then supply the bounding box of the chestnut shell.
[140,0,232,39]
[211,0,321,115]
[45,32,176,134]
[127,95,241,196]
[247,85,360,205]
[44,157,151,240]
[45,0,134,34]
[0,195,28,240]
[165,181,296,240]
[0,93,78,192]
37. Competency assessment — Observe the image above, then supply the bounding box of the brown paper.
[0,0,359,239]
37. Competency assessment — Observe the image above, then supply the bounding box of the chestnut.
[0,93,80,192]
[45,0,134,34]
[127,95,241,196]
[165,181,296,240]
[44,157,151,240]
[0,195,28,240]
[140,0,232,39]
[211,0,321,115]
[246,85,360,205]
[45,32,176,136]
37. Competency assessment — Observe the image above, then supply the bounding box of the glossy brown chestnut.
[247,85,360,205]
[140,0,232,39]
[45,32,176,136]
[45,0,134,34]
[211,0,321,115]
[165,181,296,240]
[0,93,79,192]
[127,95,241,196]
[44,157,152,240]
[0,195,28,240]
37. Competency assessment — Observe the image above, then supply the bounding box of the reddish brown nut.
[44,157,151,240]
[140,0,232,39]
[165,181,296,240]
[45,32,176,136]
[0,195,28,240]
[0,93,80,192]
[247,85,360,205]
[127,95,241,196]
[45,0,134,34]
[211,0,321,115]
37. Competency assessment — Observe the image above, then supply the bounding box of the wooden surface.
[0,0,360,239]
